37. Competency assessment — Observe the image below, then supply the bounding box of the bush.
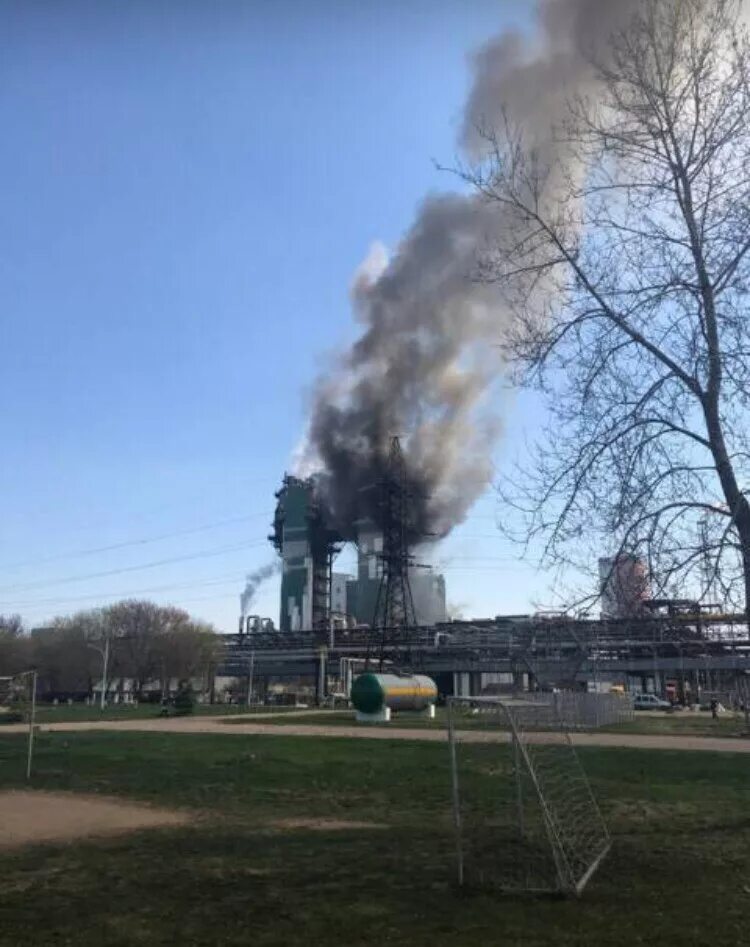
[173,681,195,716]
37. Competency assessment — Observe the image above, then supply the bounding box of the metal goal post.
[2,670,38,779]
[447,694,610,896]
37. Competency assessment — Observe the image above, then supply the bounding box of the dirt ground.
[0,790,189,849]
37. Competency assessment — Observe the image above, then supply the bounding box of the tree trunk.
[702,396,750,619]
[739,537,750,625]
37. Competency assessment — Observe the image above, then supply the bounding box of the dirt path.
[0,790,188,849]
[2,715,750,753]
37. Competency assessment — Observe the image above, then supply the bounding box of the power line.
[0,539,270,596]
[0,509,514,609]
[0,547,528,600]
[439,565,547,573]
[437,555,537,563]
[8,562,544,613]
[2,473,280,534]
[1,507,500,575]
[15,578,282,619]
[10,565,548,619]
[1,573,249,611]
[20,590,246,616]
[8,561,543,610]
[442,533,505,540]
[0,511,274,572]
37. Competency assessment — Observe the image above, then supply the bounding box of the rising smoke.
[301,0,641,540]
[239,561,281,618]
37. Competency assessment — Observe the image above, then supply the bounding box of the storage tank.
[351,673,437,715]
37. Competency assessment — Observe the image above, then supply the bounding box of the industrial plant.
[265,473,446,634]
[223,440,750,713]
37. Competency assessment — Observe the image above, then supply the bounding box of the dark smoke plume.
[239,561,281,618]
[301,0,640,540]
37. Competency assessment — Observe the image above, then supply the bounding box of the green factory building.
[271,475,447,631]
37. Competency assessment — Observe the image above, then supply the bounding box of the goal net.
[447,695,610,896]
[0,670,38,779]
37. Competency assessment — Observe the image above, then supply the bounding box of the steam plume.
[239,561,281,618]
[301,0,641,539]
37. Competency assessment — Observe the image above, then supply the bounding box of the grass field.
[608,712,750,738]
[1,730,750,945]
[26,702,300,723]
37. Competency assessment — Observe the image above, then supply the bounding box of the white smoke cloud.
[350,240,390,303]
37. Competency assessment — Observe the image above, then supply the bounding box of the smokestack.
[299,0,641,540]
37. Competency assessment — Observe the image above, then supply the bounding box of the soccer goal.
[446,694,610,897]
[1,670,38,779]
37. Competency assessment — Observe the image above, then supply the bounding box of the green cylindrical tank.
[350,673,437,714]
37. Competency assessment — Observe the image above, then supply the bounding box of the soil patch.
[0,790,189,849]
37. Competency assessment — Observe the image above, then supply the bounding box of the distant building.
[271,476,341,632]
[598,554,650,619]
[410,570,448,626]
[345,523,447,626]
[331,572,352,619]
[271,478,447,630]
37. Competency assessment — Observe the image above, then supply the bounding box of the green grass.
[607,712,750,738]
[1,730,750,945]
[222,706,750,739]
[26,702,299,724]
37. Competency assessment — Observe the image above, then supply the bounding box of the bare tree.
[31,612,102,697]
[154,613,218,694]
[463,0,750,612]
[0,614,30,675]
[17,603,219,701]
[104,600,165,698]
[104,600,218,698]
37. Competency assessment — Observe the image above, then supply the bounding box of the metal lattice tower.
[370,437,418,668]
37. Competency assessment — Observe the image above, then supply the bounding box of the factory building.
[272,475,341,632]
[271,477,446,630]
[410,571,448,625]
[345,522,446,626]
[331,571,352,620]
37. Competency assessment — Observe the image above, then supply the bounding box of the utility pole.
[100,635,109,710]
[246,650,255,707]
[22,670,37,780]
[316,646,328,706]
[87,630,112,710]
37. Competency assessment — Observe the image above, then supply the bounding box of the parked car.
[0,706,23,724]
[633,693,672,711]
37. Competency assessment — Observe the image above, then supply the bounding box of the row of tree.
[0,601,219,699]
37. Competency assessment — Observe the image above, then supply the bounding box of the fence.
[537,691,633,729]
[466,690,633,730]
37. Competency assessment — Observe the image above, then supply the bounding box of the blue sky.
[0,0,553,631]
